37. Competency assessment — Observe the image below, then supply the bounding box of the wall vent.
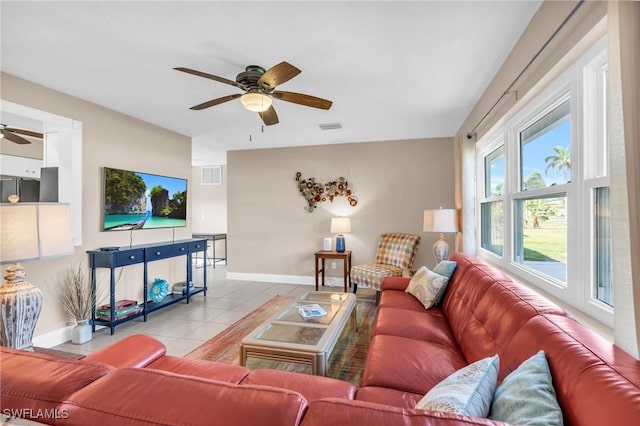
[201,166,222,185]
[319,122,342,130]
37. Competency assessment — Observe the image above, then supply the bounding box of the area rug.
[185,294,376,386]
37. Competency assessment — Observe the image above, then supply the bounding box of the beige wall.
[456,0,607,142]
[227,138,455,281]
[1,73,193,340]
[191,165,228,259]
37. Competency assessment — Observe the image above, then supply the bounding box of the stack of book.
[173,281,194,296]
[96,299,142,321]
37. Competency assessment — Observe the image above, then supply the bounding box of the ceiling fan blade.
[6,128,43,138]
[258,62,301,90]
[174,67,245,90]
[1,129,31,144]
[259,106,279,126]
[190,94,242,110]
[272,91,333,110]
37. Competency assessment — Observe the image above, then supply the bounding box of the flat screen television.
[102,167,187,231]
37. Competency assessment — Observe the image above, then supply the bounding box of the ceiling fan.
[0,124,44,145]
[174,61,332,126]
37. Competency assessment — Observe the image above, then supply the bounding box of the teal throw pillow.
[433,260,457,279]
[433,261,456,304]
[489,350,563,425]
[416,354,500,418]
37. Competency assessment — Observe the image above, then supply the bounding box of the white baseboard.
[226,272,345,287]
[33,325,74,348]
[33,324,108,348]
[33,274,345,348]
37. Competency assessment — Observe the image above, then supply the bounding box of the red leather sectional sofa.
[2,252,639,425]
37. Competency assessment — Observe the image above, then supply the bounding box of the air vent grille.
[319,122,342,130]
[201,166,222,185]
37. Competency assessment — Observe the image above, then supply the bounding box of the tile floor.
[54,264,375,357]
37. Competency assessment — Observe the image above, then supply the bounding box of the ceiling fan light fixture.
[240,92,272,112]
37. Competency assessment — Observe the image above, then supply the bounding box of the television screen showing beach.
[103,167,187,231]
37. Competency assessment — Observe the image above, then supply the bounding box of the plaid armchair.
[350,233,421,297]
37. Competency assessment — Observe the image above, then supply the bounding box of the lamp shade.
[240,92,272,112]
[0,203,74,264]
[331,217,352,234]
[423,209,458,233]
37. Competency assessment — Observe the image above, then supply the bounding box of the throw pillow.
[432,260,457,304]
[416,354,500,417]
[489,350,563,426]
[433,260,457,279]
[405,266,449,309]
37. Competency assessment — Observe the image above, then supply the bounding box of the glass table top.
[255,323,326,346]
[300,292,350,304]
[276,302,339,325]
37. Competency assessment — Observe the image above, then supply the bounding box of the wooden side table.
[314,250,352,292]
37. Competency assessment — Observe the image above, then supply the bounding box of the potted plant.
[58,262,94,344]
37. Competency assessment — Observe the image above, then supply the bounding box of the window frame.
[476,37,612,326]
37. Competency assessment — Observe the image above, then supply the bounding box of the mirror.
[0,100,83,245]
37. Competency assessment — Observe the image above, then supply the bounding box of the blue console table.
[88,238,208,334]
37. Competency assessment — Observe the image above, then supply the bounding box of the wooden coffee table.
[240,292,357,376]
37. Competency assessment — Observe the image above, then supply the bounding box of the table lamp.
[423,208,458,263]
[0,201,74,350]
[331,217,351,253]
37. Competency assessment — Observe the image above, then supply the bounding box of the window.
[594,187,612,306]
[481,201,504,256]
[480,146,504,257]
[514,195,567,282]
[485,147,505,196]
[520,99,571,190]
[476,38,611,325]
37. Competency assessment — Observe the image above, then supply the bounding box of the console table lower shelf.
[92,288,206,328]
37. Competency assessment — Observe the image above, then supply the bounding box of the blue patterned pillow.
[490,351,563,425]
[416,355,500,417]
[433,260,457,278]
[432,261,456,304]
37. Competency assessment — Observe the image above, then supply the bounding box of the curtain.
[608,0,640,358]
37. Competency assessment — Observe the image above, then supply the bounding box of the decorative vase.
[71,319,92,344]
[0,264,44,351]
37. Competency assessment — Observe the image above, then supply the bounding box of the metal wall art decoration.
[295,172,358,212]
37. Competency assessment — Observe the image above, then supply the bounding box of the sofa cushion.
[241,369,356,401]
[146,355,250,383]
[57,368,308,426]
[378,288,426,312]
[0,347,114,424]
[361,334,467,395]
[502,314,640,426]
[300,398,505,426]
[355,386,423,409]
[405,266,449,309]
[489,350,562,426]
[442,253,567,372]
[416,355,499,418]
[373,306,458,346]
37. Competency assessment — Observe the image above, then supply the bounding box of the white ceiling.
[1,1,540,164]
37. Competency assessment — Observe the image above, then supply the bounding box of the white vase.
[71,319,92,344]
